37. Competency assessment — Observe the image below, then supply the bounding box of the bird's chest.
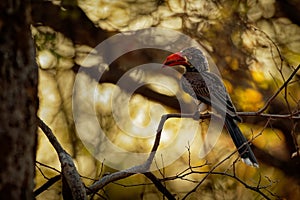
[181,72,210,99]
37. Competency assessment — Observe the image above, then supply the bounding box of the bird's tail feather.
[224,117,259,167]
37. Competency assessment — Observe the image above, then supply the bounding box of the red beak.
[163,52,188,67]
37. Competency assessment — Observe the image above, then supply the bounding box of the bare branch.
[38,117,87,200]
[237,112,300,119]
[180,120,271,199]
[36,160,61,174]
[144,172,176,200]
[34,175,61,197]
[256,64,300,114]
[87,112,211,196]
[85,108,295,199]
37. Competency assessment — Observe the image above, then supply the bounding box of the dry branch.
[87,113,211,197]
[38,118,87,200]
[257,64,300,114]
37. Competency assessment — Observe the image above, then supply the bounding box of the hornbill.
[163,47,259,167]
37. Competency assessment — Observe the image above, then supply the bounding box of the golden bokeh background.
[33,0,300,199]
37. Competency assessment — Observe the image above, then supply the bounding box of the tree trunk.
[0,0,38,199]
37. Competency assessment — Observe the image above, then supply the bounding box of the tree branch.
[86,112,210,196]
[256,64,300,114]
[38,117,87,200]
[180,120,271,199]
[34,175,61,197]
[143,172,176,200]
[237,111,300,119]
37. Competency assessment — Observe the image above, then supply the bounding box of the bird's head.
[163,47,209,73]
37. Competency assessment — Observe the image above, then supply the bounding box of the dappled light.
[29,0,300,199]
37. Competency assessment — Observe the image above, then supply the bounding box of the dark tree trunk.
[0,0,38,199]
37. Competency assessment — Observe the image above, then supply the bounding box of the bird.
[163,47,259,167]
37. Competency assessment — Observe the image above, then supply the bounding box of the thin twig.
[36,160,61,174]
[144,172,176,200]
[237,112,300,119]
[34,175,61,197]
[181,119,271,199]
[256,64,300,114]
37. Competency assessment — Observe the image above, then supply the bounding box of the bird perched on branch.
[163,47,259,167]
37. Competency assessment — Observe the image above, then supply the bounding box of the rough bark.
[0,0,38,199]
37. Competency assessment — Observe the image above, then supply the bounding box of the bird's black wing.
[181,71,241,121]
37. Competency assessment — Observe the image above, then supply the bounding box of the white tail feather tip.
[242,158,259,168]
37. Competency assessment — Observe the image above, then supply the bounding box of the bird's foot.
[193,111,200,120]
[193,110,211,120]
